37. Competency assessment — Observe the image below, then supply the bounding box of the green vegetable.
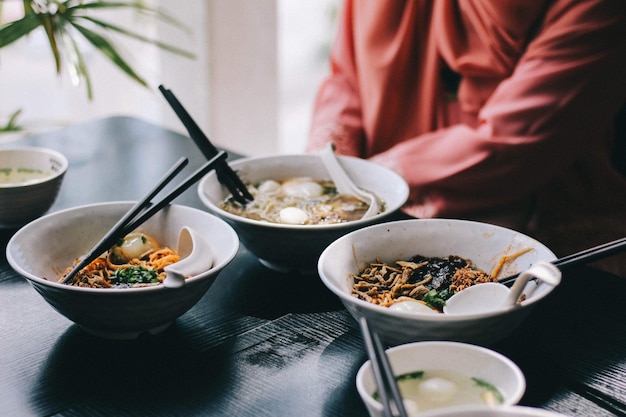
[396,370,424,382]
[472,377,504,404]
[110,266,158,285]
[422,288,453,311]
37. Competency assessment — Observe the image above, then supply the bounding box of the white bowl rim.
[414,405,570,417]
[197,153,410,230]
[318,218,558,321]
[6,201,239,294]
[0,146,68,188]
[356,340,527,412]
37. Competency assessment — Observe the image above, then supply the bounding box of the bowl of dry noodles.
[317,218,558,346]
[197,153,409,272]
[6,202,239,339]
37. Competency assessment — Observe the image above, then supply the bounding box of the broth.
[221,177,381,225]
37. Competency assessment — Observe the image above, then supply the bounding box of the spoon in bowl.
[319,143,380,219]
[443,261,561,315]
[163,226,214,288]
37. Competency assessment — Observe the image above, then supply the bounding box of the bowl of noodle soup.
[6,202,239,339]
[317,219,558,346]
[197,153,409,272]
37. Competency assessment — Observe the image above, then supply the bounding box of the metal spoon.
[443,261,561,315]
[163,227,214,288]
[319,143,380,219]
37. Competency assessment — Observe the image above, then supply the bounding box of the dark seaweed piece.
[407,255,470,290]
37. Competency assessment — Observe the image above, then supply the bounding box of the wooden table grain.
[1,117,625,417]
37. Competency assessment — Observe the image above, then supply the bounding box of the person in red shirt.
[307,0,626,274]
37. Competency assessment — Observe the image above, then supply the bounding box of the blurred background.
[0,0,340,155]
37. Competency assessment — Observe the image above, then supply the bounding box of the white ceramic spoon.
[443,261,561,315]
[163,226,214,288]
[319,143,380,219]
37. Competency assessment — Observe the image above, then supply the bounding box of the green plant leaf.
[38,12,63,73]
[69,20,148,87]
[76,15,195,59]
[0,14,41,48]
[58,24,94,99]
[0,109,24,133]
[66,1,191,33]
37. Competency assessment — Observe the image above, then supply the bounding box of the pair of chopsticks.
[158,85,253,205]
[61,151,228,284]
[498,236,626,286]
[359,317,409,417]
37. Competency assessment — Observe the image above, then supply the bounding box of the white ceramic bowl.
[418,405,570,417]
[356,341,526,417]
[318,219,558,346]
[198,153,409,272]
[6,202,239,339]
[0,146,68,227]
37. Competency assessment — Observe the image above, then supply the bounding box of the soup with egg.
[220,177,382,225]
[374,369,503,413]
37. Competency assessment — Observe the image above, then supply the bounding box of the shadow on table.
[29,324,238,416]
[215,249,346,320]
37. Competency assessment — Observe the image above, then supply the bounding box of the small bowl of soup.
[197,153,409,272]
[0,147,68,228]
[356,341,526,417]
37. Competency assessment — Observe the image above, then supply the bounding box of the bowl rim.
[317,218,558,321]
[355,340,527,412]
[197,153,410,230]
[6,201,239,294]
[0,146,68,188]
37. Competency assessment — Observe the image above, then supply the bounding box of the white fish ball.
[281,178,324,199]
[389,300,438,314]
[257,179,281,194]
[418,377,458,403]
[279,207,309,224]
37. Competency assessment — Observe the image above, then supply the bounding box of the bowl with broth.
[6,202,239,339]
[197,153,409,272]
[318,219,558,345]
[356,341,526,417]
[0,147,68,228]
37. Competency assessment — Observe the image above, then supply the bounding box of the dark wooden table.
[1,117,625,417]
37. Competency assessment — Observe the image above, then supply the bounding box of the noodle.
[351,250,533,312]
[220,177,378,225]
[60,232,180,288]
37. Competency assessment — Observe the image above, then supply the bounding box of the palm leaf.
[75,16,194,58]
[58,24,94,98]
[38,13,62,73]
[65,1,191,33]
[69,20,148,87]
[0,13,41,48]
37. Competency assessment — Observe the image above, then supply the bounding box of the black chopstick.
[499,236,626,286]
[359,317,408,417]
[158,85,253,205]
[61,151,228,285]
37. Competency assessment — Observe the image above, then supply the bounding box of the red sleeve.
[370,0,626,216]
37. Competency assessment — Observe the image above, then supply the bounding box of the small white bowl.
[198,153,409,272]
[418,405,570,417]
[0,146,68,227]
[6,202,239,339]
[356,341,526,417]
[318,219,557,345]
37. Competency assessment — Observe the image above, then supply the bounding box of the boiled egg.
[279,207,309,224]
[281,178,324,199]
[109,232,159,264]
